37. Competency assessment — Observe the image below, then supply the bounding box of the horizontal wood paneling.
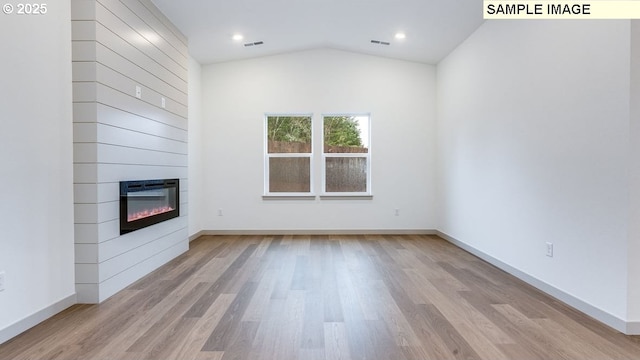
[75,263,99,284]
[74,204,98,224]
[99,239,189,301]
[95,20,186,92]
[130,0,187,46]
[120,0,189,58]
[99,102,187,140]
[74,80,187,121]
[98,227,186,281]
[74,143,187,166]
[95,43,187,104]
[72,39,188,106]
[74,61,188,113]
[75,283,98,303]
[96,124,187,154]
[74,163,186,183]
[97,0,188,69]
[99,217,187,260]
[74,183,99,204]
[71,41,97,62]
[72,0,188,304]
[75,243,98,263]
[95,83,186,128]
[71,20,96,41]
[74,103,187,142]
[71,0,96,20]
[74,183,119,204]
[95,0,187,79]
[75,220,119,244]
[74,201,118,224]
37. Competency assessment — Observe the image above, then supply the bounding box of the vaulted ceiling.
[151,0,485,65]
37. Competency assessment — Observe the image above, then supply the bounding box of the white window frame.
[263,113,315,197]
[321,114,372,197]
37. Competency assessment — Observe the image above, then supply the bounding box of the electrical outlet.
[218,209,223,216]
[0,272,5,291]
[135,85,142,99]
[546,242,554,257]
[161,97,166,108]
[394,208,400,216]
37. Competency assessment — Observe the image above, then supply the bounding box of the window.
[322,115,371,195]
[264,114,371,197]
[264,115,313,195]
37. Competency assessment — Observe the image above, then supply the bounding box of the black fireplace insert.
[120,179,179,235]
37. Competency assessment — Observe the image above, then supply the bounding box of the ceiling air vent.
[371,40,390,46]
[244,41,264,47]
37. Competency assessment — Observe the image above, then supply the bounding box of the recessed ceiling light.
[395,32,406,40]
[232,34,244,41]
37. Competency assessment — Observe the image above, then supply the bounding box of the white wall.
[0,1,76,343]
[72,0,189,303]
[188,56,203,237]
[201,49,437,232]
[437,20,632,328]
[629,20,640,330]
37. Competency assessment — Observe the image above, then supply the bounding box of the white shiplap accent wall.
[71,0,189,303]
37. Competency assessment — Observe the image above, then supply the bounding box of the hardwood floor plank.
[301,285,325,349]
[0,305,91,360]
[253,291,305,360]
[290,255,310,291]
[185,244,258,318]
[126,281,210,352]
[324,322,352,360]
[439,261,548,319]
[241,268,279,322]
[365,238,456,359]
[372,279,423,347]
[420,303,481,360]
[2,235,640,360]
[531,318,618,360]
[269,247,298,300]
[166,293,236,360]
[365,319,410,360]
[534,300,640,359]
[459,290,563,360]
[218,321,260,360]
[492,304,576,359]
[298,348,325,360]
[404,269,514,346]
[195,351,225,360]
[142,317,199,360]
[201,281,259,351]
[322,241,344,322]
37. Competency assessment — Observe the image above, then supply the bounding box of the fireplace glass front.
[120,179,179,234]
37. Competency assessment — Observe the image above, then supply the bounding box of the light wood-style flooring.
[1,235,639,360]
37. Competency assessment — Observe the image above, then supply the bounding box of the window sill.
[319,194,373,200]
[262,195,316,200]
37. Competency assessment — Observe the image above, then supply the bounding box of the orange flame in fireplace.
[128,206,175,222]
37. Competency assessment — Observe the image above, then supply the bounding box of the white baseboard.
[197,229,437,236]
[626,321,640,335]
[189,230,206,241]
[0,293,76,345]
[437,231,639,335]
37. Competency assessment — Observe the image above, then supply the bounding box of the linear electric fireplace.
[120,179,179,235]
